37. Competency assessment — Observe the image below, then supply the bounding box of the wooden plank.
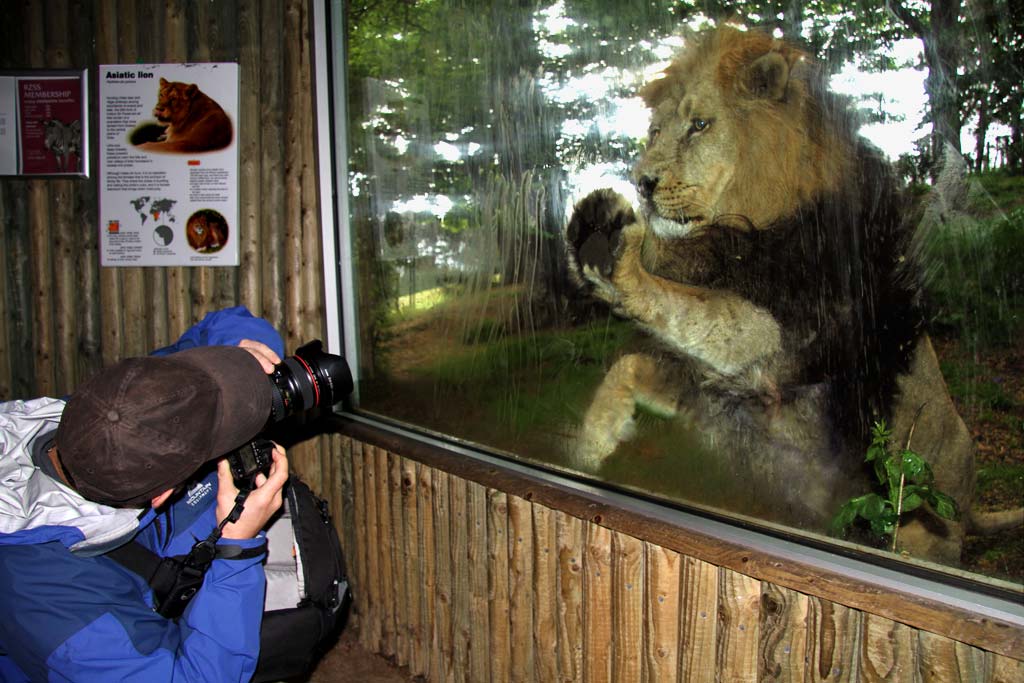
[991,653,1024,683]
[50,179,77,392]
[350,440,370,647]
[43,4,76,394]
[645,543,681,683]
[467,481,490,682]
[237,0,262,311]
[375,446,395,657]
[159,1,188,350]
[859,613,918,682]
[583,523,613,683]
[258,0,285,330]
[67,0,102,385]
[612,531,644,683]
[716,568,760,683]
[389,453,409,666]
[556,512,584,683]
[335,437,356,573]
[363,444,382,651]
[132,0,168,351]
[282,0,303,351]
[679,556,718,683]
[533,503,558,683]
[488,489,511,683]
[2,181,35,396]
[28,180,55,396]
[759,583,809,683]
[297,0,324,345]
[917,630,963,682]
[508,494,535,683]
[94,0,121,367]
[186,1,216,328]
[450,474,470,681]
[401,459,424,674]
[806,597,861,682]
[417,463,437,680]
[431,469,454,682]
[0,185,11,398]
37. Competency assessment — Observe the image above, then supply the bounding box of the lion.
[564,25,982,561]
[134,78,232,153]
[186,210,228,253]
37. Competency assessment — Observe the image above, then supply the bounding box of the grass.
[920,198,1024,350]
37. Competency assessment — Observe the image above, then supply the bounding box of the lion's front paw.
[566,189,637,288]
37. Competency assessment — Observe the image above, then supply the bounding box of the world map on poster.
[130,196,177,226]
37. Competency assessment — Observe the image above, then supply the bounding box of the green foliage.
[940,356,1019,419]
[831,421,960,549]
[977,464,1024,500]
[922,199,1024,350]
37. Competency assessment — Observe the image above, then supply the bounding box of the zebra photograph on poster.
[0,69,88,177]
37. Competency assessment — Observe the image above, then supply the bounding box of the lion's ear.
[741,52,790,101]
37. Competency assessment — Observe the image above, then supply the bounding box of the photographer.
[0,306,289,682]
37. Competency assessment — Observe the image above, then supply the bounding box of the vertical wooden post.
[450,475,471,681]
[679,556,718,683]
[431,469,453,682]
[583,523,613,683]
[401,459,424,674]
[646,543,681,682]
[759,583,809,682]
[467,481,491,682]
[376,447,396,657]
[532,503,558,682]
[389,453,409,665]
[487,489,511,683]
[508,494,535,682]
[613,531,645,682]
[556,512,584,683]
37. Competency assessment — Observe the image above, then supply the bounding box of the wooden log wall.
[339,432,1024,682]
[0,0,339,494]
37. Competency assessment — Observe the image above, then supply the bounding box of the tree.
[886,0,964,168]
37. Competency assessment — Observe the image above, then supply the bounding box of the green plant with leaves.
[831,420,960,553]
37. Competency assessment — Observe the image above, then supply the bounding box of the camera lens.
[267,340,353,422]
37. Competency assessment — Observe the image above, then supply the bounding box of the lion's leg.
[574,352,677,469]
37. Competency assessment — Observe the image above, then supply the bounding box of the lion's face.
[634,27,852,236]
[152,78,200,126]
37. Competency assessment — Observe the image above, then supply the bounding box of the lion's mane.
[638,26,923,445]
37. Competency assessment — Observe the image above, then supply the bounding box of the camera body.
[226,340,352,489]
[227,438,276,488]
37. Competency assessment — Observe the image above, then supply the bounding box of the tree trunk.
[974,92,990,172]
[888,0,964,173]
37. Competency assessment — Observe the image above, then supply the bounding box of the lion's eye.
[689,118,710,135]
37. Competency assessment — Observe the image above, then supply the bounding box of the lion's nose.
[638,175,658,200]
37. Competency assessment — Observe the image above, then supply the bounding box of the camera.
[227,340,352,489]
[266,340,353,423]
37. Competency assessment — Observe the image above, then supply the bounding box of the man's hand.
[237,338,281,374]
[216,444,289,539]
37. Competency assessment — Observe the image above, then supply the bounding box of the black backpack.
[108,475,351,681]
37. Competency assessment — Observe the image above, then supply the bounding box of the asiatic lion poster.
[98,63,239,267]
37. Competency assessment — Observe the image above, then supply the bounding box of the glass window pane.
[340,1,1024,589]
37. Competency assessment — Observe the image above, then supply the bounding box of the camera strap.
[106,488,264,620]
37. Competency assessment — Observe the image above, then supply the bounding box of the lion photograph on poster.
[130,77,233,154]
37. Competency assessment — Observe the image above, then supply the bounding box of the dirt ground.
[305,628,415,682]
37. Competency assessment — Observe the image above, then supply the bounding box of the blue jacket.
[0,307,285,682]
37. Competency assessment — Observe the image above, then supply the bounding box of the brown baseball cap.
[55,346,272,507]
